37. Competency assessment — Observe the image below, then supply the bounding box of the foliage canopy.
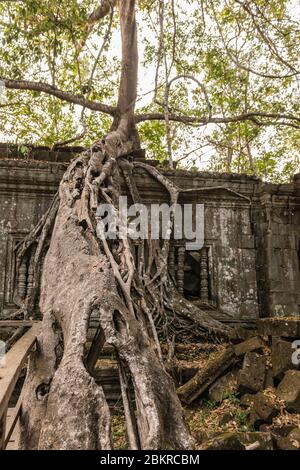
[0,0,300,180]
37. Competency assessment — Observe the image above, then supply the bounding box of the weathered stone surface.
[249,409,265,430]
[0,156,263,323]
[199,432,246,450]
[264,368,274,389]
[219,412,235,426]
[288,428,300,444]
[177,346,236,404]
[258,318,300,338]
[276,370,300,412]
[193,430,214,445]
[234,336,264,356]
[252,392,280,423]
[239,432,275,450]
[238,352,266,394]
[208,370,238,403]
[240,393,255,408]
[234,326,257,343]
[1,147,300,323]
[200,431,275,450]
[1,136,300,322]
[271,337,296,380]
[264,424,295,437]
[274,435,300,450]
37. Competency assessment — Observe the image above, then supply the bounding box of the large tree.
[0,0,299,450]
[0,0,300,178]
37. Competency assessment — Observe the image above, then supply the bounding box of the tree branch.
[52,119,87,150]
[234,0,299,74]
[135,110,300,129]
[88,0,117,24]
[162,74,212,166]
[210,0,299,79]
[0,78,116,116]
[166,75,212,121]
[80,0,117,48]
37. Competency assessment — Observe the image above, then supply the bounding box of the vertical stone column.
[17,257,27,300]
[27,259,34,298]
[260,192,275,316]
[177,246,185,295]
[168,243,175,279]
[200,247,209,301]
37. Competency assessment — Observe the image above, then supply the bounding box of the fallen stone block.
[257,317,300,338]
[193,430,213,445]
[177,346,236,404]
[271,337,297,380]
[208,370,238,403]
[239,432,275,450]
[171,361,200,384]
[234,326,257,343]
[234,336,264,357]
[252,391,280,423]
[264,367,274,389]
[276,370,300,413]
[287,428,300,448]
[248,409,265,430]
[198,432,246,450]
[240,393,255,408]
[219,412,235,426]
[262,424,295,437]
[274,435,299,450]
[238,352,266,394]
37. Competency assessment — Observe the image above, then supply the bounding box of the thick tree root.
[14,193,59,316]
[99,297,193,449]
[19,196,112,449]
[169,290,233,341]
[17,131,233,449]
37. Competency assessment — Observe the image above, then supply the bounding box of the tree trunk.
[19,139,194,449]
[17,0,232,450]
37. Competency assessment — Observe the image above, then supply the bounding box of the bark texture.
[17,0,233,450]
[18,139,196,449]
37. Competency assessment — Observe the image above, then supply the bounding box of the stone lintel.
[257,317,300,338]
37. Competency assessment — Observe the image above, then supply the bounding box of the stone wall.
[254,177,300,317]
[0,159,64,317]
[0,144,299,323]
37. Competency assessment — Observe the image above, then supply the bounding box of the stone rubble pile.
[179,317,300,450]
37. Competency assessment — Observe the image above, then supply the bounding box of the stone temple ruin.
[1,143,300,450]
[0,143,299,323]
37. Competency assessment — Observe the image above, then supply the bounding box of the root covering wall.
[0,144,299,322]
